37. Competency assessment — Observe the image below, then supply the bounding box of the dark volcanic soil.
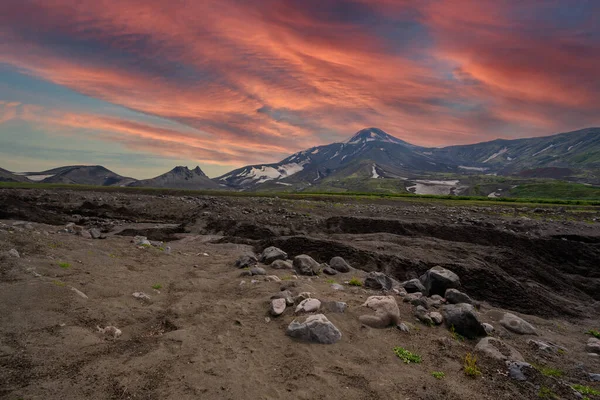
[0,188,599,399]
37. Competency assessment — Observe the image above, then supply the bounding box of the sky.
[0,0,599,179]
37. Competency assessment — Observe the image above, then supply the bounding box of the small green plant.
[449,325,465,342]
[281,275,293,281]
[58,262,71,269]
[431,371,445,379]
[52,280,66,287]
[463,353,481,378]
[572,384,600,396]
[393,347,422,364]
[151,283,162,290]
[348,277,363,287]
[109,253,117,258]
[538,366,563,377]
[538,386,558,399]
[326,279,336,284]
[586,329,600,339]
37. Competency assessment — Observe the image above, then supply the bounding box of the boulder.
[500,313,537,335]
[415,306,433,325]
[7,249,20,258]
[235,254,258,269]
[329,257,351,273]
[442,303,487,339]
[403,293,423,303]
[364,272,394,290]
[587,337,600,354]
[331,283,344,291]
[295,298,321,313]
[271,290,294,306]
[286,314,342,344]
[322,301,347,313]
[270,260,293,270]
[475,337,524,361]
[482,323,495,334]
[420,266,460,296]
[260,247,288,264]
[430,312,443,325]
[527,339,566,354]
[506,361,533,381]
[358,295,400,328]
[322,267,338,276]
[293,255,321,276]
[270,298,286,316]
[249,267,266,276]
[402,278,426,294]
[90,228,102,239]
[445,288,473,305]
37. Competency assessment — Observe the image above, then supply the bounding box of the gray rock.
[506,360,533,381]
[260,246,288,264]
[270,298,286,316]
[322,266,338,276]
[420,266,460,296]
[403,292,423,303]
[331,283,344,291]
[359,295,400,328]
[134,236,151,246]
[132,292,151,301]
[364,272,394,290]
[442,303,487,339]
[445,288,473,305]
[430,312,443,325]
[70,287,89,299]
[271,290,294,306]
[265,275,281,282]
[90,228,101,239]
[7,248,20,258]
[250,267,266,276]
[239,270,252,277]
[476,337,524,361]
[415,305,433,325]
[589,373,600,382]
[293,255,321,276]
[587,337,600,354]
[397,323,410,333]
[393,287,408,297]
[482,323,495,334]
[286,314,342,344]
[528,339,566,354]
[329,256,351,273]
[235,254,258,269]
[410,296,430,309]
[500,313,537,335]
[295,298,321,313]
[270,260,293,270]
[402,278,426,293]
[80,230,92,239]
[322,301,347,313]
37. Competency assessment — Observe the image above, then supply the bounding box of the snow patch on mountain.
[371,164,380,179]
[532,144,554,156]
[482,147,507,163]
[459,166,487,171]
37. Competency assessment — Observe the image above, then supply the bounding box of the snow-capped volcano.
[345,127,410,146]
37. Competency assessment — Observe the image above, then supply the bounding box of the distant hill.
[0,167,30,183]
[128,166,222,190]
[38,165,136,186]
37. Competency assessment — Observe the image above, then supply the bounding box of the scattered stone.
[286,314,342,344]
[411,296,430,309]
[589,373,600,382]
[7,248,20,258]
[359,295,400,328]
[445,288,473,305]
[322,267,338,276]
[364,272,394,290]
[528,339,566,354]
[265,275,281,282]
[239,270,252,277]
[97,325,122,339]
[506,360,533,381]
[420,266,460,296]
[90,228,101,239]
[415,305,433,325]
[329,256,351,273]
[260,246,288,264]
[250,267,266,276]
[251,279,259,284]
[134,236,151,246]
[280,281,298,291]
[476,337,524,361]
[397,323,410,333]
[293,255,321,276]
[331,283,344,291]
[295,298,321,313]
[132,292,151,301]
[80,230,92,239]
[402,278,426,293]
[270,298,286,316]
[270,260,293,270]
[482,323,495,334]
[587,337,600,354]
[393,287,408,297]
[430,311,443,325]
[235,254,258,269]
[322,301,347,313]
[500,313,537,335]
[442,303,487,339]
[271,290,294,306]
[403,292,423,303]
[70,287,89,299]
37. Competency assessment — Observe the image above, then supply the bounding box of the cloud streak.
[0,0,598,170]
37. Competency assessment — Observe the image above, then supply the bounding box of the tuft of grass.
[348,277,363,287]
[449,325,465,342]
[52,280,66,287]
[572,385,600,396]
[431,371,445,379]
[538,386,558,399]
[151,283,162,290]
[537,366,563,377]
[393,347,422,364]
[326,279,336,284]
[58,262,71,269]
[281,275,293,281]
[586,329,600,339]
[463,353,481,378]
